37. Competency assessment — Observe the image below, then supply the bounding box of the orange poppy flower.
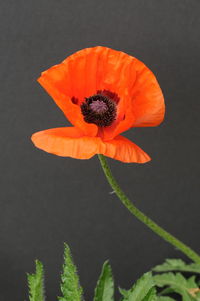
[31,46,165,163]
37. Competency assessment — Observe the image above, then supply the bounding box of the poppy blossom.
[31,46,165,163]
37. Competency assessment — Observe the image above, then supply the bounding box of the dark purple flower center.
[80,93,117,127]
[89,99,107,113]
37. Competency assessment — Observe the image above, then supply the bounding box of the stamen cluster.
[81,93,117,127]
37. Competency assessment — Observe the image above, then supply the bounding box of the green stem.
[98,154,200,264]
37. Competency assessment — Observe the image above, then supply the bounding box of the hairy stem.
[98,154,200,263]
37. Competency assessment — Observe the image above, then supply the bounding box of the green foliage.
[154,272,198,301]
[142,287,157,301]
[27,247,200,301]
[119,272,156,301]
[58,243,83,301]
[27,260,45,301]
[153,259,200,274]
[157,297,175,301]
[94,260,114,301]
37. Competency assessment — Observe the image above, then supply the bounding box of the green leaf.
[157,297,175,301]
[120,272,155,301]
[142,287,157,301]
[58,243,83,301]
[159,287,174,296]
[27,260,45,301]
[119,287,129,299]
[153,259,200,274]
[154,272,198,301]
[94,260,114,301]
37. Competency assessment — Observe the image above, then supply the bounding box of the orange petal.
[62,47,134,101]
[102,135,151,163]
[130,58,165,128]
[31,127,150,163]
[38,64,98,137]
[31,127,101,159]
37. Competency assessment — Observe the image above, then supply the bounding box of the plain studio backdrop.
[0,0,199,300]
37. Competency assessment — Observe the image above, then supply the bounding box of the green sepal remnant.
[94,260,114,301]
[27,260,45,301]
[58,243,83,301]
[153,259,200,274]
[119,272,155,301]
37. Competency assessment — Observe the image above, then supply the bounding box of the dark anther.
[81,93,117,127]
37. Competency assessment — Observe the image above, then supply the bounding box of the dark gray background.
[0,0,200,300]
